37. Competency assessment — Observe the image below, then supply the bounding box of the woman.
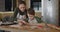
[13,1,27,21]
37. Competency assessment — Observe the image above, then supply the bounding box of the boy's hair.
[18,1,26,6]
[27,8,35,15]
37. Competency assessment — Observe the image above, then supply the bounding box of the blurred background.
[0,0,60,26]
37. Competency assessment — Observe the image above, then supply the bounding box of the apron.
[17,13,25,20]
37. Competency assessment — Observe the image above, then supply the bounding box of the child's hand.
[21,20,27,24]
[18,22,23,26]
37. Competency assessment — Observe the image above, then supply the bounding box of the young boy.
[23,8,43,26]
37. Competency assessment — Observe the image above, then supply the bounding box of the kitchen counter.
[0,23,60,32]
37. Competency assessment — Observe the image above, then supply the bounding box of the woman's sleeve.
[23,18,29,23]
[12,8,18,21]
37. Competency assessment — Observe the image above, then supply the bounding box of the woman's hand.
[22,15,26,19]
[17,20,28,25]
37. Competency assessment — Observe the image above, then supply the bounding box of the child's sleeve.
[35,17,43,23]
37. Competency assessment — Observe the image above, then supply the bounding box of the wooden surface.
[0,24,60,32]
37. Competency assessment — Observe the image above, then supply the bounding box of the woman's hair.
[27,8,35,15]
[18,1,26,6]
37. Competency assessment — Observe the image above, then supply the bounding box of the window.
[30,0,41,12]
[5,0,16,11]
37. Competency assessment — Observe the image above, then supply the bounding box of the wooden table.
[0,24,60,32]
